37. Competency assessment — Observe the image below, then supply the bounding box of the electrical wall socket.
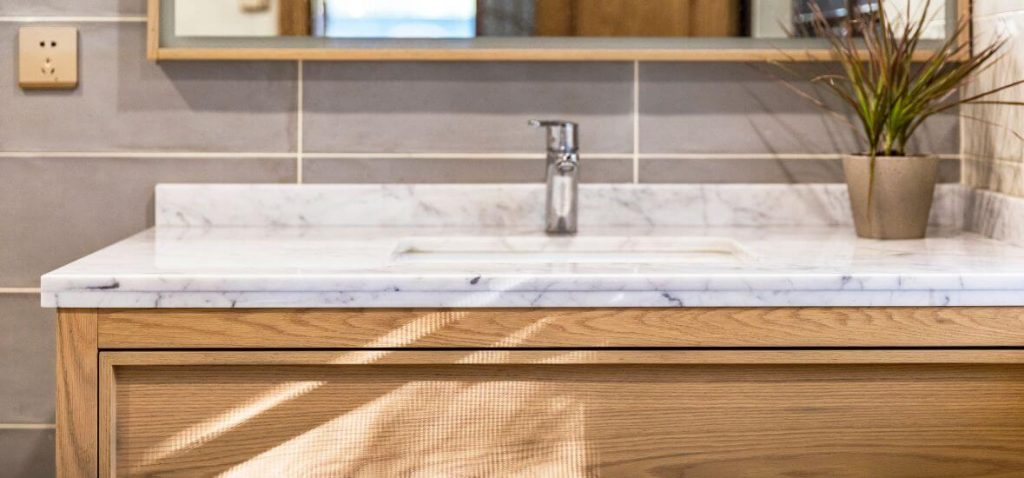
[19,26,78,90]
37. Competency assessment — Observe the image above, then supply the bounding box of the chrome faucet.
[529,120,579,235]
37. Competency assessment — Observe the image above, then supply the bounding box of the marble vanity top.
[40,184,1024,308]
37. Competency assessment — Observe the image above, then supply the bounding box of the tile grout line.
[638,153,964,160]
[959,79,967,187]
[0,151,963,161]
[0,424,56,430]
[962,155,1024,165]
[297,60,304,184]
[632,61,640,184]
[302,152,629,160]
[0,152,297,159]
[0,288,40,294]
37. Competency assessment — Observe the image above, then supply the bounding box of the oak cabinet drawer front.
[101,351,1024,478]
[98,307,1024,349]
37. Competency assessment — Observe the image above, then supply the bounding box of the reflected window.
[322,0,477,38]
[171,0,949,40]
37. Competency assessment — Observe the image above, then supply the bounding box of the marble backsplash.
[966,188,1024,247]
[157,183,966,229]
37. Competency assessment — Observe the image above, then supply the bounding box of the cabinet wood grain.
[98,307,1024,349]
[57,309,98,478]
[102,351,1024,478]
[57,305,1024,477]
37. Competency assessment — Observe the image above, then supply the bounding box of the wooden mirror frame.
[147,0,971,62]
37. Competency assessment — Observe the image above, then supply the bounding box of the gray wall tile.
[0,157,295,287]
[639,62,959,155]
[0,0,142,16]
[0,430,55,478]
[640,158,961,183]
[938,158,964,183]
[0,23,297,153]
[0,4,970,472]
[303,62,633,154]
[304,157,633,183]
[0,296,54,423]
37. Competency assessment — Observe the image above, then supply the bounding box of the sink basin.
[392,236,749,264]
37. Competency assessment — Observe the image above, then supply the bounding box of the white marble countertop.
[39,183,1024,308]
[40,225,1024,308]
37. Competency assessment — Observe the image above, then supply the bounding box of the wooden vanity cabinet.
[59,308,1024,477]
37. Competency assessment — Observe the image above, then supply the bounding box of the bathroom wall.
[963,1,1024,196]
[0,1,959,474]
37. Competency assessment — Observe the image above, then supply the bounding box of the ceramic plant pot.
[842,154,939,240]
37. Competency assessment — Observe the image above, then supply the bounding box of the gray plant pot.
[842,155,939,240]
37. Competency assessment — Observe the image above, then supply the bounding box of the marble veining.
[156,183,966,228]
[42,220,1024,308]
[41,183,1024,309]
[966,188,1024,248]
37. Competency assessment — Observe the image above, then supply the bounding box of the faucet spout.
[530,120,580,235]
[546,155,578,234]
[554,152,579,173]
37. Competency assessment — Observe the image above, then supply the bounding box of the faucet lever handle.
[528,119,578,153]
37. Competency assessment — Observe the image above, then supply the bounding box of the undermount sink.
[392,236,749,264]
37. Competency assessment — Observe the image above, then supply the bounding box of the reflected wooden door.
[536,0,741,37]
[279,0,310,36]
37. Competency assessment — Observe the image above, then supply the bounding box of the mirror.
[151,0,966,61]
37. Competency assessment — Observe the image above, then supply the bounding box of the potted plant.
[781,0,1024,239]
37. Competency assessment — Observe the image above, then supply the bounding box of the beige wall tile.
[963,158,1024,196]
[964,9,1024,196]
[973,1,1024,19]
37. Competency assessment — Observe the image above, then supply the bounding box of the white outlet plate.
[19,26,78,90]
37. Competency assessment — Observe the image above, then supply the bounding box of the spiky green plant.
[779,0,1024,159]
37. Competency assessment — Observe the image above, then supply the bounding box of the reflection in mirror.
[173,0,949,40]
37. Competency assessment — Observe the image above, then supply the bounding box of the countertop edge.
[40,289,1024,309]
